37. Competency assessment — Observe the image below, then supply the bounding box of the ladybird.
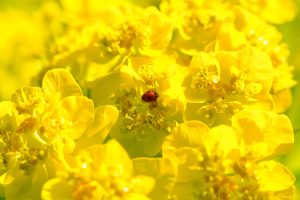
[141,90,159,102]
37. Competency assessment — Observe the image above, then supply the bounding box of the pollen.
[119,22,146,49]
[11,87,45,115]
[116,91,175,139]
[232,156,270,200]
[195,148,270,199]
[137,64,155,85]
[18,147,48,175]
[191,70,220,90]
[50,117,73,131]
[72,180,100,200]
[195,148,236,199]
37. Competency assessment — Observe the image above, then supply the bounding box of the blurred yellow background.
[278,0,300,194]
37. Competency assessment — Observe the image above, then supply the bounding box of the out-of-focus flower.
[0,10,46,100]
[49,3,173,83]
[183,47,274,126]
[161,1,296,114]
[42,140,155,200]
[0,0,65,100]
[160,0,230,55]
[163,109,295,199]
[214,7,297,113]
[0,69,119,199]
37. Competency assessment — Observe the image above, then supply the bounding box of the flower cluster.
[0,0,297,199]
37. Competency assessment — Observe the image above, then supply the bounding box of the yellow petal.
[272,89,293,113]
[41,178,73,200]
[102,140,133,178]
[207,125,240,158]
[56,96,94,139]
[74,105,119,150]
[124,193,151,200]
[133,158,177,200]
[257,161,295,193]
[232,109,294,157]
[131,175,155,195]
[164,121,209,148]
[5,164,48,200]
[90,72,121,106]
[42,69,82,100]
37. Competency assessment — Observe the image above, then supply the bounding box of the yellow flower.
[49,3,173,83]
[161,2,296,113]
[0,69,119,199]
[163,109,295,199]
[160,0,229,55]
[214,6,296,112]
[183,47,274,126]
[232,109,294,159]
[92,55,186,157]
[0,100,49,200]
[0,101,18,175]
[42,140,155,200]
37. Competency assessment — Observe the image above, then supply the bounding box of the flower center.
[115,91,174,139]
[18,147,48,175]
[189,66,257,122]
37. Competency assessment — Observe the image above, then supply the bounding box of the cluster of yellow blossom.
[0,0,297,199]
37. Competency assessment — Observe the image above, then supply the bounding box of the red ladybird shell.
[141,90,159,102]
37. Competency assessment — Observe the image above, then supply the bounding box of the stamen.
[137,64,155,85]
[18,147,48,175]
[116,91,175,140]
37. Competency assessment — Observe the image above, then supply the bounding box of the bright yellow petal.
[41,178,73,200]
[232,109,294,157]
[84,105,119,138]
[75,105,119,150]
[133,158,177,200]
[130,175,155,195]
[42,69,82,100]
[5,164,48,200]
[163,121,209,149]
[102,140,133,178]
[257,161,295,193]
[207,125,240,158]
[56,96,94,139]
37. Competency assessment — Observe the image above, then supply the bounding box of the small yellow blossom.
[183,47,274,126]
[42,140,155,200]
[49,3,173,83]
[163,109,295,199]
[212,6,296,113]
[0,69,119,199]
[91,55,186,157]
[160,0,229,54]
